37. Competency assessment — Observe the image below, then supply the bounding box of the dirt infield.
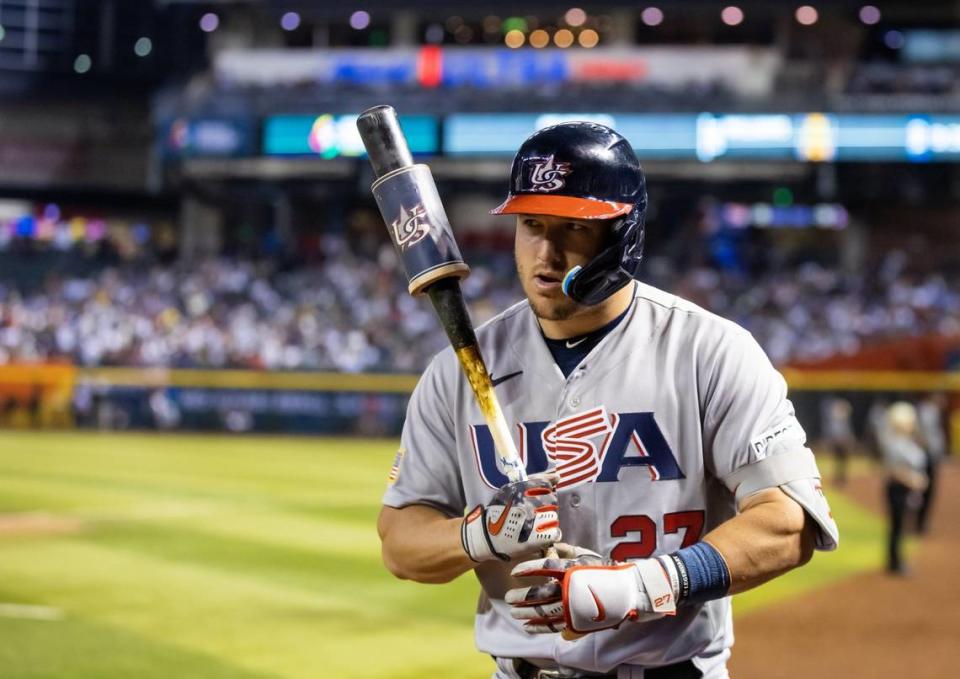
[730,461,960,678]
[0,513,83,537]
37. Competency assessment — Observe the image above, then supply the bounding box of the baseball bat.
[360,108,571,639]
[357,105,526,484]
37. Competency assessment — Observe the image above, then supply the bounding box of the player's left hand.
[505,551,677,635]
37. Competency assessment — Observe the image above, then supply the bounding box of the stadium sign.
[214,47,779,95]
[162,118,254,158]
[263,114,438,157]
[444,113,960,162]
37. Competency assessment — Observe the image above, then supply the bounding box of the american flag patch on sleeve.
[387,448,406,484]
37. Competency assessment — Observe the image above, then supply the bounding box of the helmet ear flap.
[562,202,646,306]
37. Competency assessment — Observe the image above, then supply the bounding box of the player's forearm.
[377,505,475,584]
[702,488,816,595]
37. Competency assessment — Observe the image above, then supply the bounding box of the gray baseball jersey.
[383,281,835,674]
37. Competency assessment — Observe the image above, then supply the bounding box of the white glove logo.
[587,585,606,622]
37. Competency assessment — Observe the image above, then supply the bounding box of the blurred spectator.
[916,393,947,535]
[878,401,928,576]
[821,396,855,486]
[661,251,960,367]
[865,397,890,460]
[149,389,182,430]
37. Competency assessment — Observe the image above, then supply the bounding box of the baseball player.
[378,122,839,679]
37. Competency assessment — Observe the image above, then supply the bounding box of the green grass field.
[0,432,884,678]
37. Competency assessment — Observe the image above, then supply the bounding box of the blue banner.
[264,114,438,157]
[443,113,960,162]
[162,118,254,158]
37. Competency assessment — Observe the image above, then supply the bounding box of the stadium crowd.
[0,237,957,372]
[656,250,960,366]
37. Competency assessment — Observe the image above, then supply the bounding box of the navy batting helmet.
[490,121,647,306]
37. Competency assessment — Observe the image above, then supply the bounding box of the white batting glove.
[461,472,561,562]
[505,552,678,635]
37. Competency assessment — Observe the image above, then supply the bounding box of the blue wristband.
[669,542,731,605]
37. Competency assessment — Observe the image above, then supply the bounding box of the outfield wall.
[0,365,957,447]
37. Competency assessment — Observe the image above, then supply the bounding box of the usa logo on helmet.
[525,155,572,192]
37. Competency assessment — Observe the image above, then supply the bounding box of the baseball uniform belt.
[510,658,702,679]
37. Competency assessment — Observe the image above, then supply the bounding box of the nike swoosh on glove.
[460,472,561,562]
[506,553,678,635]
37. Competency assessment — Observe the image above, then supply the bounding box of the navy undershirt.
[541,304,632,378]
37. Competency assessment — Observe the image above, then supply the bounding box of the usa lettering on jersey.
[470,407,685,489]
[541,407,613,490]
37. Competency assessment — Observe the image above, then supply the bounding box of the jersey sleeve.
[700,326,805,479]
[382,354,466,518]
[699,325,839,550]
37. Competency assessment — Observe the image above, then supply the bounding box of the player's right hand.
[505,553,677,635]
[460,472,560,562]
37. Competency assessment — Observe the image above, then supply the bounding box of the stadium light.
[773,187,794,207]
[721,6,744,26]
[752,204,774,227]
[565,8,587,27]
[350,10,371,30]
[483,16,502,33]
[199,12,219,32]
[425,23,444,43]
[530,29,549,48]
[578,28,599,48]
[641,7,664,26]
[281,12,301,31]
[884,30,904,49]
[504,29,525,48]
[503,17,527,33]
[859,5,881,25]
[795,6,818,25]
[73,54,92,73]
[43,203,61,221]
[134,37,152,57]
[554,29,574,48]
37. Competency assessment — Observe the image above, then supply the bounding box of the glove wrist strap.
[633,559,678,615]
[461,505,506,562]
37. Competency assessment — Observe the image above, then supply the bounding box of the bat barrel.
[357,105,414,178]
